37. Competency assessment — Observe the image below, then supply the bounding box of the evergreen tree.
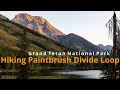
[16,29,30,79]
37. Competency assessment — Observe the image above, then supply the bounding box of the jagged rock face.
[11,13,64,41]
[97,44,112,52]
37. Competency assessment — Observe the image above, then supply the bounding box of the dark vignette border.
[0,0,119,88]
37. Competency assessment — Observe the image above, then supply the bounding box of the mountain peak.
[13,13,47,24]
[13,13,34,22]
[12,13,64,41]
[68,33,75,35]
[14,13,32,17]
[68,33,82,38]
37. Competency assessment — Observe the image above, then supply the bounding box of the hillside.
[58,33,104,52]
[0,16,71,57]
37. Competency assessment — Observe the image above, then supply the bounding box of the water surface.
[56,70,103,79]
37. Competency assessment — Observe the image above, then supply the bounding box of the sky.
[0,11,119,46]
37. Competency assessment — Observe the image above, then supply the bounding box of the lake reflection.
[56,70,103,79]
